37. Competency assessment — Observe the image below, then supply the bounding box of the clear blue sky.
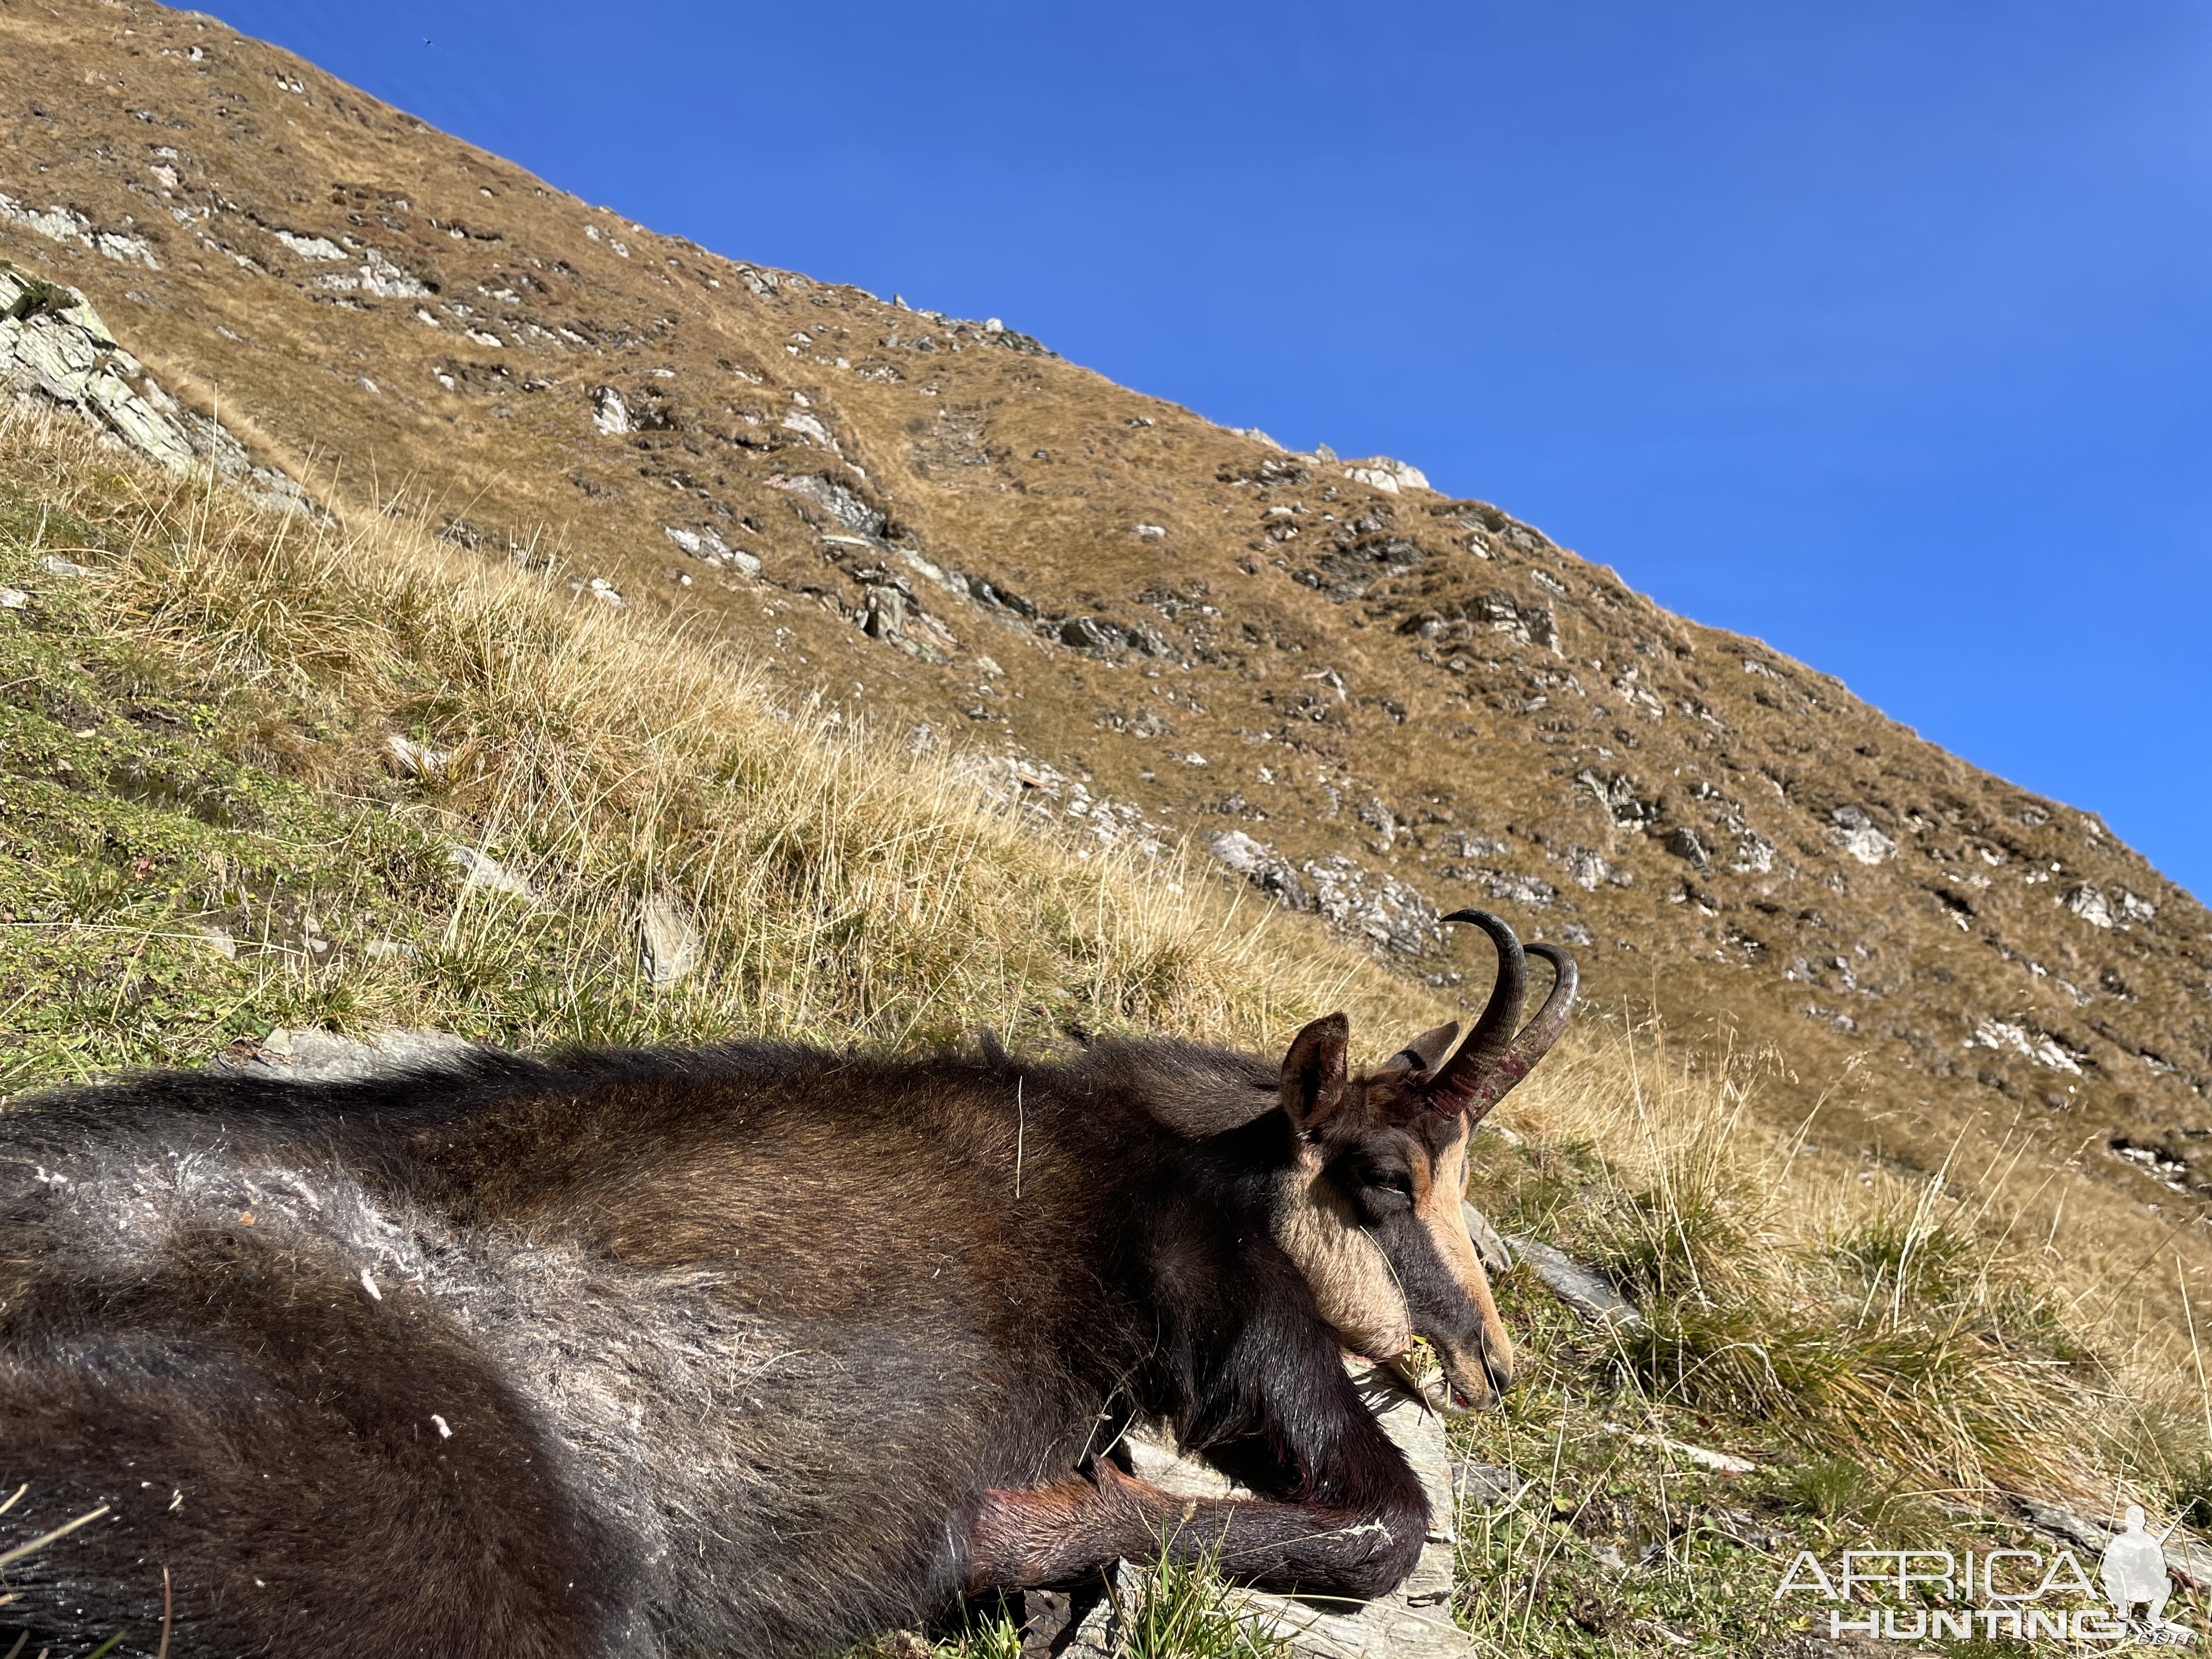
[217,1,2212,900]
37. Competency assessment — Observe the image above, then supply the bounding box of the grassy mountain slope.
[4,412,2211,1658]
[5,1,2208,1232]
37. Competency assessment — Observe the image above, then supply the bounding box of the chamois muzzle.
[1425,909,1579,1124]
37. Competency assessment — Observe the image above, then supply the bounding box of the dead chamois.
[0,911,1573,1659]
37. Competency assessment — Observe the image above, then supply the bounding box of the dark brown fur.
[0,950,1572,1658]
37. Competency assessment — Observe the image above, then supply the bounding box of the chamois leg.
[963,1456,1425,1602]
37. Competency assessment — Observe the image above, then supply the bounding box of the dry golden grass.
[1,409,1449,1060]
[1491,1014,2212,1508]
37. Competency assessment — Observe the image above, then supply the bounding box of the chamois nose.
[1479,1343,1515,1400]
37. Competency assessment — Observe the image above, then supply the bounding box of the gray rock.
[1459,1202,1513,1274]
[1058,615,1120,652]
[638,893,702,989]
[1341,457,1431,496]
[213,1026,475,1082]
[1101,1362,1477,1658]
[0,193,159,268]
[0,586,25,610]
[781,473,885,538]
[1472,593,1560,656]
[37,554,102,578]
[1575,769,1650,828]
[1831,807,1897,865]
[1664,826,1708,867]
[1730,830,1776,874]
[447,844,535,898]
[1564,846,1611,890]
[1300,854,1442,957]
[1452,1459,1529,1510]
[1206,829,1313,912]
[1502,1235,1644,1330]
[591,385,631,435]
[2063,884,2115,929]
[1,263,318,516]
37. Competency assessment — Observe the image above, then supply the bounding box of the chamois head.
[1274,910,1577,1412]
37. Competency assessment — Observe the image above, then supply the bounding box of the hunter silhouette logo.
[2102,1505,2183,1639]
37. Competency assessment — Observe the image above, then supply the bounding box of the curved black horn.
[1499,943,1579,1113]
[1427,911,1579,1122]
[1426,910,1527,1108]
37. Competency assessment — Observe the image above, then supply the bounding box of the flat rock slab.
[1060,1361,1476,1659]
[211,1026,475,1082]
[1500,1234,1643,1330]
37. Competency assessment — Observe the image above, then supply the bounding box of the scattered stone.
[1301,853,1442,956]
[0,192,159,267]
[1472,592,1561,654]
[591,385,631,435]
[1576,769,1650,829]
[1443,865,1558,910]
[1341,456,1432,495]
[446,844,534,898]
[37,554,102,578]
[315,249,431,299]
[577,575,624,608]
[1830,806,1897,865]
[1459,1201,1513,1274]
[1730,830,1776,874]
[637,893,702,988]
[780,472,883,537]
[781,409,834,447]
[2063,884,2114,929]
[383,734,450,778]
[273,229,347,261]
[1968,1017,2082,1074]
[1452,1459,1530,1510]
[195,923,236,960]
[1205,829,1312,911]
[1664,826,1708,867]
[0,586,26,609]
[1059,615,1119,652]
[212,1026,475,1082]
[1503,1235,1644,1330]
[1565,846,1611,890]
[1132,523,1166,540]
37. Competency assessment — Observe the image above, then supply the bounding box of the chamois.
[0,910,1575,1659]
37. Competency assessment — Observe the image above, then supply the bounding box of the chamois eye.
[1365,1167,1412,1196]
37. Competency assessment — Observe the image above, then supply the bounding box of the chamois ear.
[1280,1013,1351,1135]
[1378,1020,1460,1074]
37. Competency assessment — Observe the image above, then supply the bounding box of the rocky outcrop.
[0,263,315,515]
[1207,831,1443,958]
